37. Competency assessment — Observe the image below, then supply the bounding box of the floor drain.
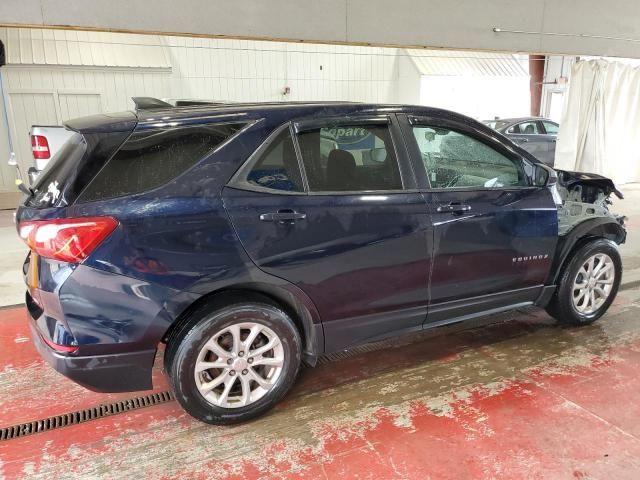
[0,391,173,441]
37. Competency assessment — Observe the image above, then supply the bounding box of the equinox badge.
[513,255,550,263]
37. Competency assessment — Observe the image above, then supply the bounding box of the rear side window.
[296,124,402,192]
[245,129,303,192]
[79,123,244,202]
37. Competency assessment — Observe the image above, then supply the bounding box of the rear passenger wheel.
[546,239,622,325]
[194,322,285,409]
[166,301,302,424]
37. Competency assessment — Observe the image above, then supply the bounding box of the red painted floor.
[2,296,640,479]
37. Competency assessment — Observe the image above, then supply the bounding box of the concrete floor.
[0,210,26,307]
[1,186,639,478]
[3,295,640,478]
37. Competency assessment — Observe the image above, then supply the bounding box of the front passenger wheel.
[165,301,302,424]
[546,239,622,325]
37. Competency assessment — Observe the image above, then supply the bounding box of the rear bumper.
[22,252,191,393]
[29,319,156,393]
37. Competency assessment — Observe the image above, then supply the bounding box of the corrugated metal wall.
[1,28,171,68]
[0,28,531,194]
[0,28,401,191]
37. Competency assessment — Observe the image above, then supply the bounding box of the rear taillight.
[18,217,118,263]
[31,135,51,160]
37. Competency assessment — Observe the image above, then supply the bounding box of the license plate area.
[27,252,39,290]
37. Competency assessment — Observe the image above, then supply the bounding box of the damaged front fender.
[549,217,626,284]
[556,170,624,201]
[547,169,626,284]
[553,169,626,236]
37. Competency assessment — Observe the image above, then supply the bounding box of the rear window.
[79,123,245,202]
[29,132,86,207]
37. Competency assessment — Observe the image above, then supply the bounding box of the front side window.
[296,124,402,192]
[543,121,559,135]
[412,126,527,189]
[245,129,303,192]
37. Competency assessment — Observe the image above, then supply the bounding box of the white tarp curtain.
[555,60,640,184]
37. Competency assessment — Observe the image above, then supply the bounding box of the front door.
[400,115,558,324]
[223,117,432,352]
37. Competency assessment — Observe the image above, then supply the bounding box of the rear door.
[223,115,432,351]
[399,114,558,324]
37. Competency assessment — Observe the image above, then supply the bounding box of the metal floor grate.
[0,391,173,441]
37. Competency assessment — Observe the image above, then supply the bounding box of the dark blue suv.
[16,100,626,424]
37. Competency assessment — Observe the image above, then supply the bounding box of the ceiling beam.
[1,0,640,58]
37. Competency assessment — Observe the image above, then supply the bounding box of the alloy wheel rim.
[572,253,615,315]
[194,322,285,409]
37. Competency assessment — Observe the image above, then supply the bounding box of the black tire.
[165,299,302,425]
[546,238,622,326]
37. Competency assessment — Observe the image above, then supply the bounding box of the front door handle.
[436,202,471,214]
[259,209,307,223]
[518,138,529,143]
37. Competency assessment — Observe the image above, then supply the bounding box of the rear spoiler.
[131,97,173,111]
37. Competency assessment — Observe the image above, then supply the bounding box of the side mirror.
[534,164,557,187]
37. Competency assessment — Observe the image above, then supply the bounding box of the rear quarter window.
[79,123,245,202]
[29,132,86,207]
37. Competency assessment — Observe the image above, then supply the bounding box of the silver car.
[484,117,559,167]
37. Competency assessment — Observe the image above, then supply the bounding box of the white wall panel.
[0,29,404,190]
[0,26,528,192]
[58,93,103,120]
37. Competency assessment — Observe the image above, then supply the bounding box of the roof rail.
[131,97,173,111]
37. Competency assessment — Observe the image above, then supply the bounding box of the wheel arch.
[549,217,626,285]
[162,282,324,366]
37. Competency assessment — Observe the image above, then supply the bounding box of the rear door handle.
[259,210,307,222]
[518,138,529,143]
[436,203,471,214]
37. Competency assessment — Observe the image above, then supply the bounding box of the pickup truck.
[29,125,75,171]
